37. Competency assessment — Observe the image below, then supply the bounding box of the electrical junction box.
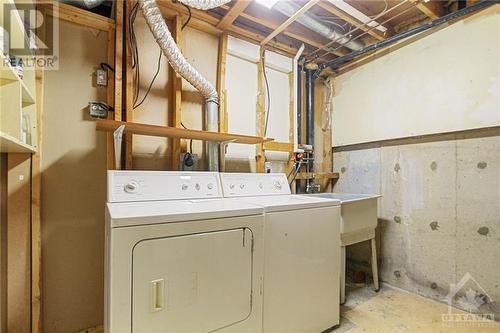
[96,68,107,86]
[89,102,110,119]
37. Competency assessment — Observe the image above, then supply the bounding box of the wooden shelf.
[96,120,274,144]
[294,172,340,180]
[0,132,36,153]
[1,55,36,106]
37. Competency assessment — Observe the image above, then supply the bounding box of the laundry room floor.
[335,284,500,333]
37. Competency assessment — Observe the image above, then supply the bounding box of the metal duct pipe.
[139,0,220,170]
[274,1,364,51]
[82,0,230,10]
[305,69,314,146]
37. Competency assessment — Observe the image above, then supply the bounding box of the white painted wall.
[225,37,292,163]
[332,6,500,147]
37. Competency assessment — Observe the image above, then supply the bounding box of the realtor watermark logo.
[2,0,59,69]
[441,273,496,328]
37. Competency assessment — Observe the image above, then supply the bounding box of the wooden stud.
[114,0,123,121]
[216,1,251,29]
[95,120,272,144]
[31,6,45,332]
[261,0,320,46]
[217,32,228,133]
[124,0,135,169]
[170,15,183,170]
[410,0,445,19]
[255,48,266,172]
[316,2,388,41]
[287,71,295,184]
[106,28,116,170]
[263,141,294,152]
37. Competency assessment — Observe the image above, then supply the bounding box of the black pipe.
[318,0,495,72]
[297,65,303,145]
[305,69,314,146]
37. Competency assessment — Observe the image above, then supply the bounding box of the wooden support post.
[217,32,228,133]
[124,0,134,169]
[170,15,183,170]
[106,27,116,170]
[287,71,295,189]
[256,47,266,172]
[31,6,45,332]
[31,67,43,333]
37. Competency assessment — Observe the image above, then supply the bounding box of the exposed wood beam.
[96,120,273,144]
[221,5,346,57]
[316,2,387,41]
[216,1,251,29]
[261,0,319,46]
[410,0,445,19]
[41,1,114,31]
[158,1,297,56]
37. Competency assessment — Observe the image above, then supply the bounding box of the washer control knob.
[124,181,139,193]
[195,183,201,191]
[229,184,235,190]
[207,183,214,190]
[258,183,263,189]
[240,184,245,189]
[181,183,189,191]
[274,181,282,190]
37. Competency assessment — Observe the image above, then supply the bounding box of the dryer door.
[132,228,253,332]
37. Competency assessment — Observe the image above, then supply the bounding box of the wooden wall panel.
[6,153,31,333]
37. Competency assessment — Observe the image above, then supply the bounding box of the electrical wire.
[133,48,162,109]
[262,55,271,137]
[306,0,409,60]
[100,62,114,72]
[181,3,192,30]
[180,122,193,154]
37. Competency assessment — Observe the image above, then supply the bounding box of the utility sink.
[306,193,380,244]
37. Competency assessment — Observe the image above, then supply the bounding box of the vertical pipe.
[297,64,302,145]
[205,100,219,171]
[305,69,314,146]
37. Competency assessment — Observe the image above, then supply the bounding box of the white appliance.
[220,173,342,333]
[105,171,265,333]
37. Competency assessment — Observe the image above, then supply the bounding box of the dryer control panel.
[220,173,291,197]
[107,171,222,202]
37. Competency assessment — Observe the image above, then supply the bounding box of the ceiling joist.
[261,0,320,46]
[316,2,388,41]
[216,1,251,29]
[410,0,445,19]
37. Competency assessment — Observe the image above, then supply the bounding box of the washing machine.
[220,173,342,333]
[105,171,265,333]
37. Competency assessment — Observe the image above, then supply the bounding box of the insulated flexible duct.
[177,0,231,10]
[274,1,364,51]
[138,0,220,170]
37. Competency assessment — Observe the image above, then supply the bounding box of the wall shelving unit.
[0,0,37,153]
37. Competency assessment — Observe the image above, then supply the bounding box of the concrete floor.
[335,283,500,333]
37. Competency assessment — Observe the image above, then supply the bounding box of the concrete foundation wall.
[333,129,500,316]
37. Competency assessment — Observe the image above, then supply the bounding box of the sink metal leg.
[371,238,379,292]
[340,245,346,304]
